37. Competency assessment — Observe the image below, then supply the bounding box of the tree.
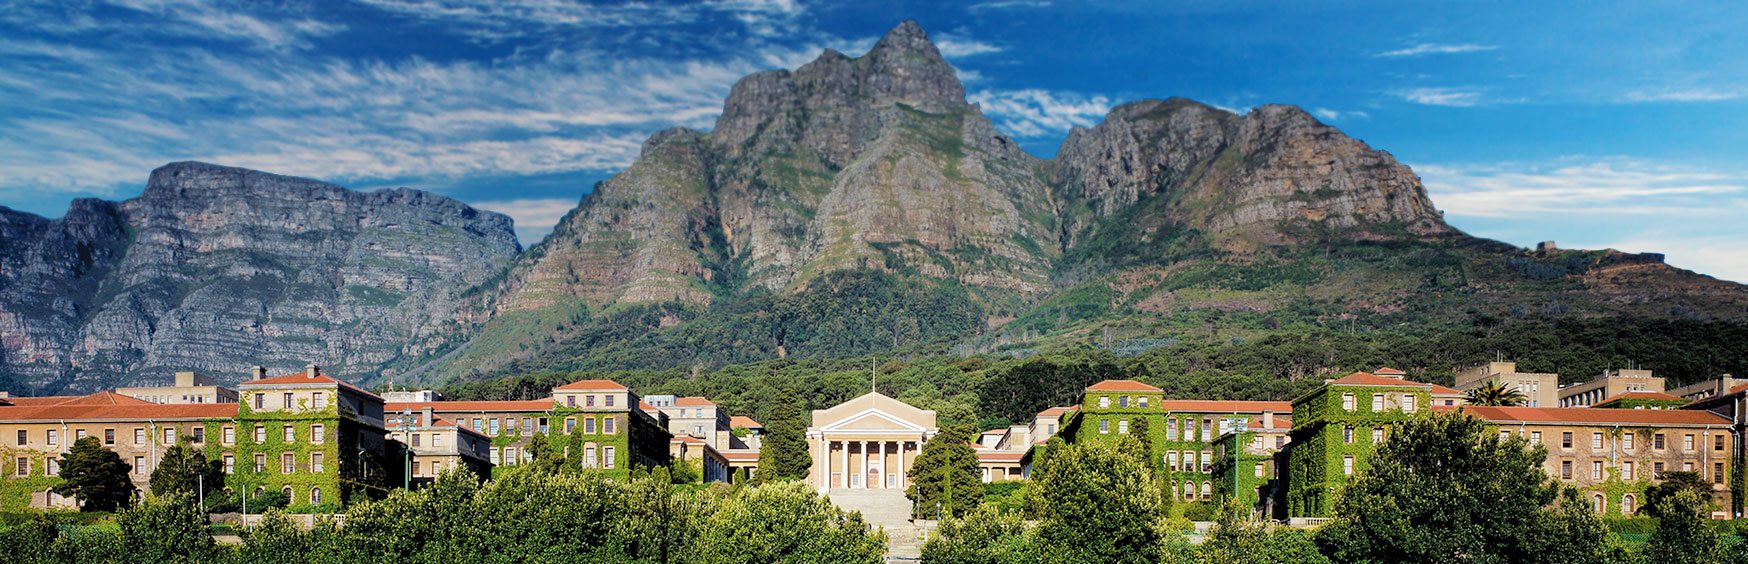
[1032,442,1166,564]
[689,481,885,564]
[919,504,1036,564]
[53,436,135,512]
[1203,500,1332,564]
[1123,417,1153,465]
[116,493,220,564]
[1642,470,1710,517]
[1315,410,1610,564]
[1465,380,1527,406]
[907,423,982,519]
[753,388,810,483]
[148,439,224,500]
[1644,489,1720,564]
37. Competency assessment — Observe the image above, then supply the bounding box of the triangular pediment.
[810,392,938,432]
[821,409,929,432]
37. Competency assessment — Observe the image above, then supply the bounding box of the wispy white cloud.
[1622,86,1746,103]
[1312,107,1369,121]
[969,89,1112,138]
[1392,86,1488,107]
[471,197,583,245]
[934,34,1003,58]
[1374,43,1498,58]
[968,0,1052,9]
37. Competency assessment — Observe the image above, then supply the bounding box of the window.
[606,395,615,407]
[432,434,443,447]
[1167,419,1178,440]
[522,417,532,435]
[565,418,575,433]
[1183,482,1195,499]
[1654,462,1664,478]
[491,449,501,465]
[14,458,26,477]
[163,428,176,445]
[1684,461,1694,472]
[1100,419,1110,434]
[254,454,266,472]
[1139,397,1149,408]
[1593,461,1603,480]
[224,456,234,474]
[14,430,22,446]
[254,425,265,443]
[411,433,421,447]
[1168,452,1178,471]
[313,392,326,409]
[283,425,294,442]
[255,394,264,409]
[1201,451,1211,471]
[1684,434,1694,451]
[1530,431,1542,446]
[472,418,483,430]
[1372,428,1384,443]
[1624,433,1634,450]
[46,458,58,477]
[1654,434,1666,450]
[223,427,234,445]
[283,392,293,409]
[283,453,295,473]
[1402,395,1416,413]
[586,395,596,407]
[311,487,322,506]
[567,395,577,407]
[283,487,294,504]
[1623,461,1635,479]
[1718,434,1727,451]
[1255,462,1266,478]
[504,418,515,435]
[1201,420,1211,438]
[1593,433,1603,449]
[585,447,598,468]
[538,418,549,433]
[1343,456,1355,476]
[1716,463,1726,484]
[1500,430,1511,442]
[1099,396,1110,408]
[605,446,616,468]
[134,456,146,475]
[505,447,517,465]
[312,453,324,473]
[605,417,615,434]
[135,428,145,445]
[311,424,325,444]
[47,429,60,446]
[1342,393,1355,411]
[1561,460,1572,480]
[1276,436,1286,448]
[1561,432,1572,449]
[1594,494,1605,513]
[1200,482,1210,500]
[585,417,596,434]
[1343,426,1354,444]
[1623,494,1637,514]
[1118,420,1129,434]
[1119,396,1129,408]
[76,429,87,441]
[1372,394,1384,411]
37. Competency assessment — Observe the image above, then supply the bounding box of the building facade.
[1212,412,1292,518]
[1559,369,1665,407]
[116,371,240,405]
[1454,362,1559,408]
[384,407,492,486]
[806,392,937,492]
[1286,371,1441,517]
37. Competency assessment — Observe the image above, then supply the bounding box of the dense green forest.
[439,317,1748,431]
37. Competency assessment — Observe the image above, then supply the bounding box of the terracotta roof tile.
[673,397,715,407]
[1429,384,1464,395]
[977,451,1025,462]
[1461,405,1730,426]
[239,373,378,398]
[386,400,555,413]
[1035,406,1077,417]
[1157,400,1293,413]
[0,403,238,422]
[722,450,760,461]
[553,379,628,392]
[1086,379,1162,392]
[1373,367,1406,376]
[1328,372,1431,388]
[1247,416,1292,430]
[730,415,763,428]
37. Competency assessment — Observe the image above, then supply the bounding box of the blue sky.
[2,0,1745,281]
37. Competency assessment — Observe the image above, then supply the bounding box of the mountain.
[425,21,1748,383]
[8,21,1746,394]
[0,162,520,393]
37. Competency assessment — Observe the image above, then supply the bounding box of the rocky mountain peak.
[859,19,964,110]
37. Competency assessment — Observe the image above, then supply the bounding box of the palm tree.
[1465,381,1527,406]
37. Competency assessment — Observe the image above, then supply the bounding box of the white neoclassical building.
[807,392,939,493]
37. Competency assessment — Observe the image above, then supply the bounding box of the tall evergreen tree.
[907,423,982,519]
[53,436,135,512]
[1032,441,1166,564]
[1644,489,1720,564]
[148,439,225,499]
[753,388,810,483]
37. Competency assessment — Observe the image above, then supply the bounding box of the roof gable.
[553,379,629,392]
[1086,379,1162,392]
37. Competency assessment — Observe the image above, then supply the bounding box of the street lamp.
[399,408,413,491]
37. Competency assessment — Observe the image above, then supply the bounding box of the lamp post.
[399,408,413,491]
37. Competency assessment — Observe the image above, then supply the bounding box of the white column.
[860,441,870,488]
[839,439,848,489]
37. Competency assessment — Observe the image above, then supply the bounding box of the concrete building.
[1672,376,1745,403]
[116,371,240,405]
[806,392,938,492]
[385,407,492,486]
[1454,362,1559,407]
[1559,369,1665,407]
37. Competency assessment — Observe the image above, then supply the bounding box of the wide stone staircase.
[826,488,924,560]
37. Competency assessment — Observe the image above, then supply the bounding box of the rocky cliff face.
[1052,98,1449,254]
[0,162,519,393]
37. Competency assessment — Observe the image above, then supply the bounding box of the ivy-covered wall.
[1287,383,1431,517]
[1211,430,1275,511]
[0,450,62,511]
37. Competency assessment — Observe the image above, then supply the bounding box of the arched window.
[282,486,294,504]
[1200,482,1211,500]
[1183,481,1195,499]
[311,487,322,506]
[1593,494,1605,513]
[1623,494,1637,515]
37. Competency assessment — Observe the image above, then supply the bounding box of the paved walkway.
[826,488,923,559]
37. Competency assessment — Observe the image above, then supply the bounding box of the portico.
[806,392,938,493]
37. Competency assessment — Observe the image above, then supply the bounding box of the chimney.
[251,366,267,381]
[1262,410,1275,429]
[422,406,433,427]
[306,364,319,379]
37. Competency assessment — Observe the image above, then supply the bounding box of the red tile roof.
[0,396,80,406]
[977,450,1025,462]
[1035,406,1077,417]
[238,372,378,398]
[386,400,555,413]
[1374,367,1406,376]
[673,397,715,407]
[730,415,763,428]
[672,435,708,445]
[0,403,238,422]
[1247,416,1292,430]
[1429,384,1463,395]
[722,450,760,462]
[1086,379,1162,392]
[553,379,628,392]
[1328,372,1430,388]
[2,391,156,406]
[1461,405,1731,426]
[1157,400,1293,413]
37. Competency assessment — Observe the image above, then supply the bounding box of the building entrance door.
[868,467,881,488]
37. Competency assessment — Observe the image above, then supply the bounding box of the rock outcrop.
[0,162,519,392]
